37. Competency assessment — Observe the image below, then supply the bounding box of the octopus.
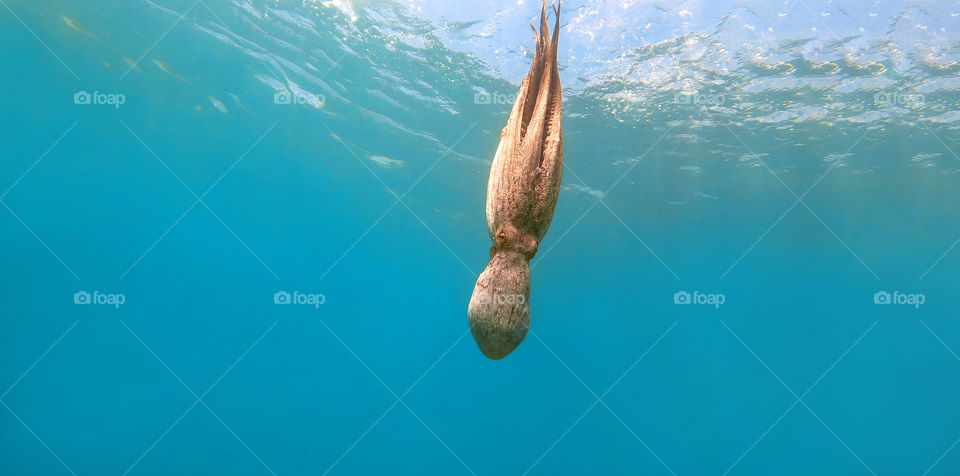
[468,1,564,360]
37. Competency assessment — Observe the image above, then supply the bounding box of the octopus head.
[467,248,531,359]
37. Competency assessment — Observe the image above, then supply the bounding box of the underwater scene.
[2,0,960,474]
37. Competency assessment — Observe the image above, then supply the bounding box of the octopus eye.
[498,231,506,241]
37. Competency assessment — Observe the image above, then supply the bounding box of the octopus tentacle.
[532,2,563,234]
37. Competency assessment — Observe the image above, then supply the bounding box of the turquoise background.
[2,0,960,474]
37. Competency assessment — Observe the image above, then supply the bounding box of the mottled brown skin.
[468,1,564,360]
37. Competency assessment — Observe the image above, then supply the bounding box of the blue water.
[2,0,960,474]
